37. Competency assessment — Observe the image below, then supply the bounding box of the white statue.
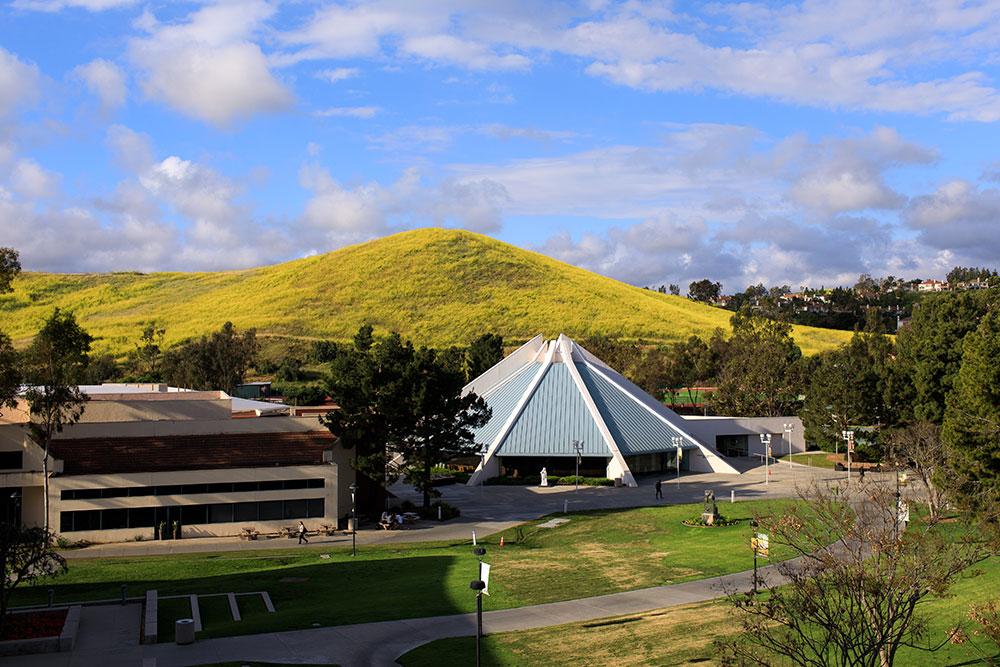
[540,467,548,487]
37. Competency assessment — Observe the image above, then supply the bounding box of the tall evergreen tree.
[942,308,1000,516]
[895,290,998,423]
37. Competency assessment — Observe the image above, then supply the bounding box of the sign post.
[751,532,769,594]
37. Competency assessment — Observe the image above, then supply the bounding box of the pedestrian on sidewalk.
[298,520,309,544]
[655,479,663,500]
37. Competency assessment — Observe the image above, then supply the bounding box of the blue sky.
[1,1,999,291]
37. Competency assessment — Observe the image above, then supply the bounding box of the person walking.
[297,520,309,544]
[655,479,663,500]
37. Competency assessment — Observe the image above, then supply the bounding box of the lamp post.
[471,544,487,667]
[841,430,854,483]
[572,440,584,492]
[783,423,794,468]
[479,447,488,495]
[349,481,358,557]
[759,434,772,486]
[672,436,682,488]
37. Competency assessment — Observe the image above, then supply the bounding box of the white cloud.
[9,158,60,199]
[904,180,1000,260]
[129,2,292,126]
[106,124,154,172]
[72,58,127,110]
[314,106,380,119]
[0,48,41,117]
[315,67,360,83]
[11,0,135,10]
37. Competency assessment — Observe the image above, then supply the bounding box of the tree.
[322,328,490,509]
[669,283,680,296]
[127,322,165,381]
[942,308,1000,518]
[0,523,67,634]
[713,312,803,417]
[400,347,491,508]
[800,332,890,457]
[895,291,997,424]
[22,309,93,531]
[0,247,21,417]
[719,481,987,667]
[888,421,947,522]
[466,333,503,381]
[688,278,722,303]
[0,247,20,294]
[161,322,259,392]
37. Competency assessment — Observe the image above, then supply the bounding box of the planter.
[0,606,80,656]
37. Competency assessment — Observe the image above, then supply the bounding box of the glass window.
[60,512,74,532]
[258,501,283,520]
[0,451,23,470]
[128,487,155,497]
[181,505,208,524]
[283,499,307,519]
[128,507,155,528]
[155,485,183,496]
[283,479,308,490]
[233,482,257,492]
[307,478,325,489]
[208,503,233,524]
[181,484,208,495]
[307,498,325,518]
[258,480,283,491]
[101,509,127,530]
[101,487,130,498]
[234,502,257,522]
[205,483,233,493]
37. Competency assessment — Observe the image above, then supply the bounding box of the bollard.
[47,588,54,607]
[121,584,128,605]
[472,530,477,546]
[564,499,568,514]
[438,505,442,521]
[731,490,735,504]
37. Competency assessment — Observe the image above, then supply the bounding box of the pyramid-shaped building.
[466,335,740,487]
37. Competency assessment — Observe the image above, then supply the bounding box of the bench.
[240,527,259,540]
[320,523,337,536]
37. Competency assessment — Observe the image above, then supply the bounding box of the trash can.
[175,618,195,645]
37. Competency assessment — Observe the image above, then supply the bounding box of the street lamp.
[349,481,358,557]
[572,440,584,492]
[759,434,772,486]
[479,447,488,495]
[672,436,682,488]
[471,544,488,667]
[841,430,854,483]
[783,423,794,468]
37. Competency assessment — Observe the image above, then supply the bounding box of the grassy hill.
[0,228,853,356]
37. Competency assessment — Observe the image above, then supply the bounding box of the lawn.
[780,451,845,469]
[399,557,1000,666]
[14,500,801,640]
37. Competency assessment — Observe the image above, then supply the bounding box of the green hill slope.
[0,228,853,355]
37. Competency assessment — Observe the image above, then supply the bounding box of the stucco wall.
[680,416,806,458]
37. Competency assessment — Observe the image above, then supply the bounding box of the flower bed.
[1,610,68,641]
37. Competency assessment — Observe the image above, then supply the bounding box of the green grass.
[14,500,800,640]
[1,228,854,355]
[156,596,192,643]
[400,557,1000,667]
[779,452,844,469]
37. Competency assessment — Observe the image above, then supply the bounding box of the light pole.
[759,434,772,486]
[841,430,854,483]
[470,545,487,667]
[572,440,584,492]
[349,481,358,557]
[672,436,682,488]
[479,447,488,495]
[783,423,793,468]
